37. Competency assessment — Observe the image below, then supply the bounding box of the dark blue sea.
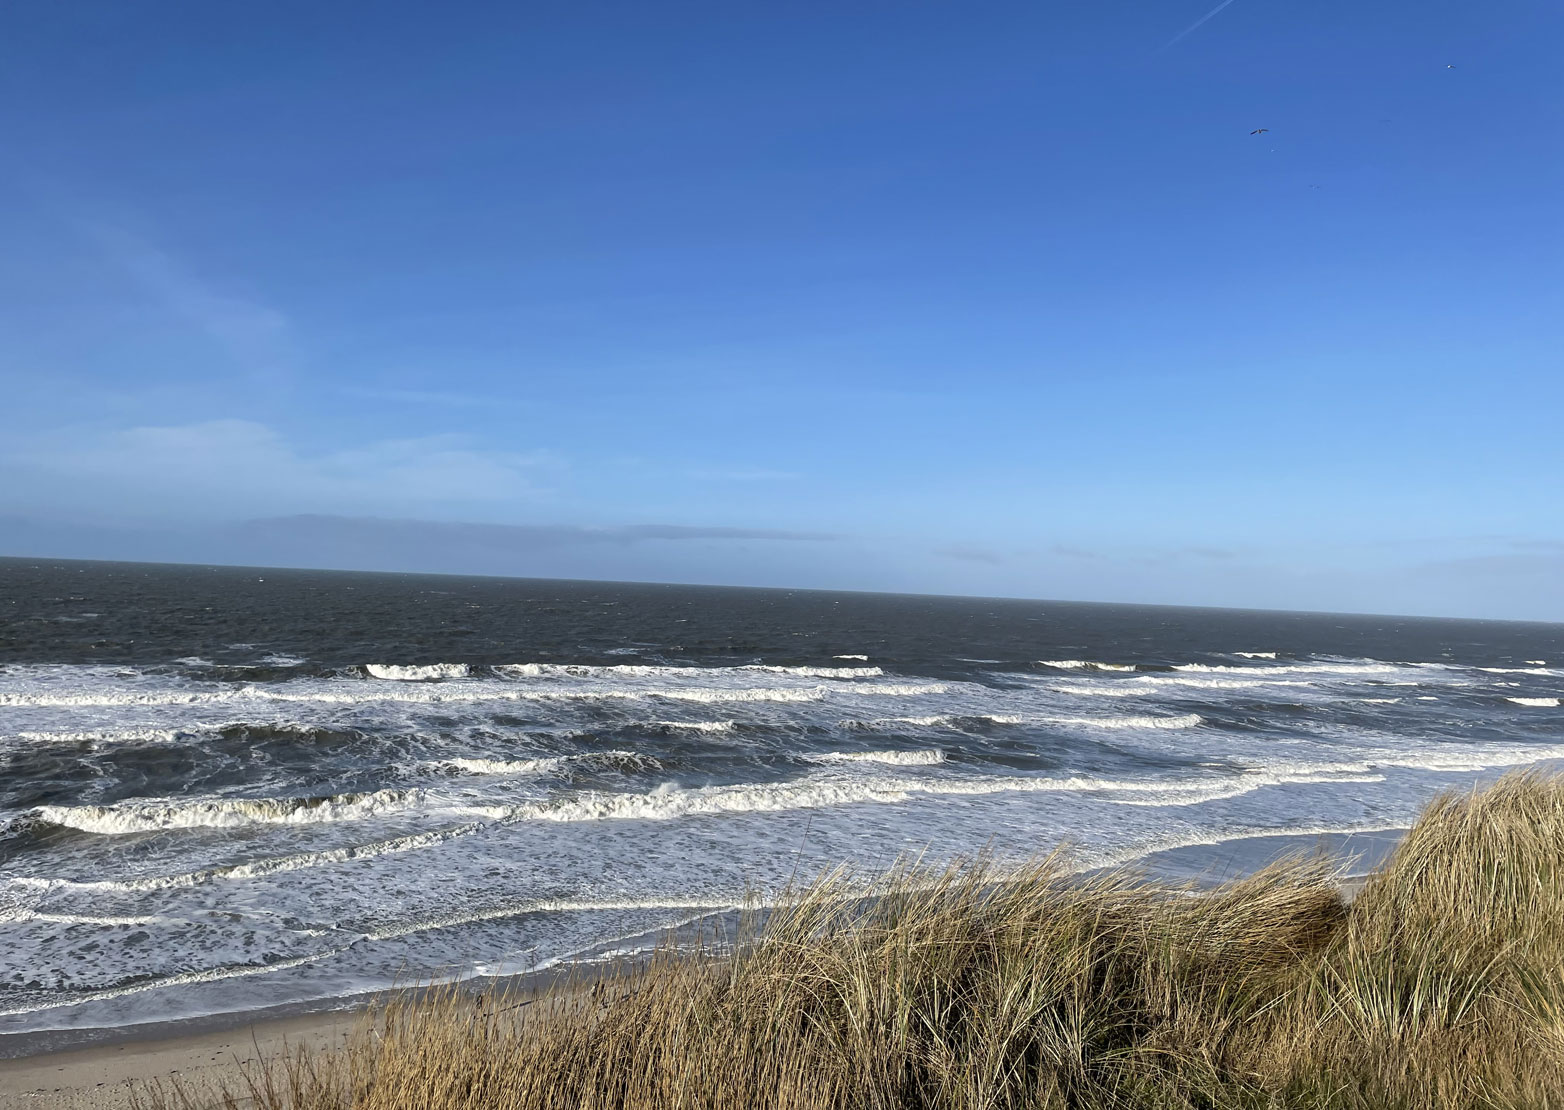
[2,557,1560,1042]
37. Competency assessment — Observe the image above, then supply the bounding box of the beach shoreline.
[0,962,615,1110]
[0,832,1396,1109]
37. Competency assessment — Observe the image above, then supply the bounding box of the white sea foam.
[1050,684,1143,698]
[1527,660,1547,666]
[33,823,492,892]
[500,767,1342,825]
[740,665,884,678]
[804,749,946,766]
[13,727,188,746]
[1480,667,1552,675]
[1508,697,1560,708]
[1358,698,1402,704]
[0,679,947,711]
[1110,772,1388,807]
[1171,661,1404,677]
[652,720,736,732]
[499,662,884,680]
[365,663,470,681]
[15,911,182,928]
[1047,713,1204,730]
[33,788,473,835]
[363,896,741,943]
[0,688,245,709]
[1038,660,1136,671]
[1131,676,1305,690]
[439,756,569,776]
[849,714,1024,729]
[643,686,827,704]
[499,663,711,679]
[0,944,361,1019]
[1233,652,1278,659]
[834,655,870,661]
[436,750,655,777]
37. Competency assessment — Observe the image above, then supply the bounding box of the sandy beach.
[0,1008,356,1110]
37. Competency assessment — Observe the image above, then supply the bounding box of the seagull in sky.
[1250,128,1269,135]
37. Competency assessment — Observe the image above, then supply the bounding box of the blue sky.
[2,0,1560,619]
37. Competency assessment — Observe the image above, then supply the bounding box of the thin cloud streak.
[1163,0,1243,48]
[75,222,296,379]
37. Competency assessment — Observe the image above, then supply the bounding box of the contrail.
[1163,0,1242,48]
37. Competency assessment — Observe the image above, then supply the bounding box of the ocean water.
[1,557,1561,1041]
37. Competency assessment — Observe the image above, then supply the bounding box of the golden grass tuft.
[136,770,1564,1109]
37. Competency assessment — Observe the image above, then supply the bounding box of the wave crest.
[34,788,443,835]
[804,749,946,766]
[364,663,470,681]
[1037,660,1137,672]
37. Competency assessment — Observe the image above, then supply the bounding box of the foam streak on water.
[1,559,1561,1039]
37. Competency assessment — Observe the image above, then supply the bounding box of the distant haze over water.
[1,558,1561,1041]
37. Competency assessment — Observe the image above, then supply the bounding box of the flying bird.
[1250,128,1269,135]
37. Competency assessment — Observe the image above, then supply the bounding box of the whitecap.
[364,663,470,681]
[1046,713,1203,730]
[739,665,884,679]
[1037,660,1136,671]
[435,751,656,777]
[847,714,1024,729]
[1508,697,1560,708]
[32,788,482,835]
[803,750,946,766]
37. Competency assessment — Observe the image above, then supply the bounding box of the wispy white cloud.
[76,222,295,379]
[1,419,558,520]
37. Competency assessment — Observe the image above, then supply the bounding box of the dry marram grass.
[135,770,1564,1109]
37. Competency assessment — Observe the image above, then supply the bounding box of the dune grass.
[136,770,1564,1109]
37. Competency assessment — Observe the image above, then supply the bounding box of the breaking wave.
[846,714,1024,729]
[804,749,946,766]
[496,662,881,680]
[0,681,944,710]
[1037,660,1137,672]
[364,663,471,681]
[32,788,468,835]
[652,720,736,733]
[436,751,659,776]
[12,727,189,746]
[1047,713,1203,730]
[740,665,884,678]
[1509,697,1560,708]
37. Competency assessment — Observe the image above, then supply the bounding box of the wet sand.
[0,1008,354,1109]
